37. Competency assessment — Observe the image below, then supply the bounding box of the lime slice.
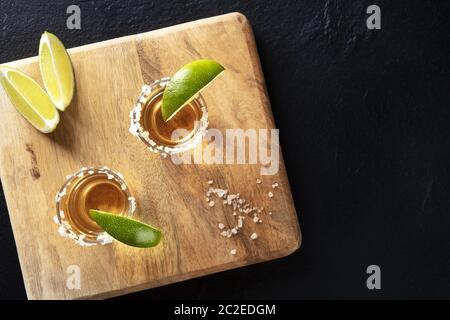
[0,66,59,133]
[89,209,162,248]
[39,31,75,111]
[161,59,225,121]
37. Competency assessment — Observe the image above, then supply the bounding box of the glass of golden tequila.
[129,78,208,157]
[54,167,136,246]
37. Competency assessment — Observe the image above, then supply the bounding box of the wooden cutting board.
[0,13,301,299]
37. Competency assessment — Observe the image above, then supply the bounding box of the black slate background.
[1,0,449,299]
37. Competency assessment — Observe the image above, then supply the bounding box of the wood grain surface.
[0,13,300,299]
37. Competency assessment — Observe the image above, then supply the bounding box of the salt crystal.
[256,179,261,184]
[250,233,258,240]
[230,249,237,255]
[128,197,137,213]
[53,215,60,224]
[97,233,113,245]
[218,223,225,230]
[268,192,274,198]
[209,201,215,207]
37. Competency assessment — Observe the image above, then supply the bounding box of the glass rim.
[54,166,135,247]
[129,77,209,157]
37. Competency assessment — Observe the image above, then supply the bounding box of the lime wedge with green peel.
[89,209,162,248]
[161,59,225,121]
[0,66,59,133]
[39,31,75,111]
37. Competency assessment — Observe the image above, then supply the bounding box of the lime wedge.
[89,209,162,248]
[39,31,75,111]
[161,59,225,121]
[0,66,59,133]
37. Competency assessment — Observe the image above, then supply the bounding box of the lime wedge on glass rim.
[0,66,59,133]
[161,59,225,121]
[89,209,162,248]
[39,31,75,111]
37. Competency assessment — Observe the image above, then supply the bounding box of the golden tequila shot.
[54,167,136,246]
[129,78,208,156]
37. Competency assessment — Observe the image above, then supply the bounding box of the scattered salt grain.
[218,223,225,230]
[272,182,279,189]
[268,192,274,198]
[230,249,237,255]
[209,200,215,207]
[208,180,213,185]
[256,178,261,184]
[250,233,258,240]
